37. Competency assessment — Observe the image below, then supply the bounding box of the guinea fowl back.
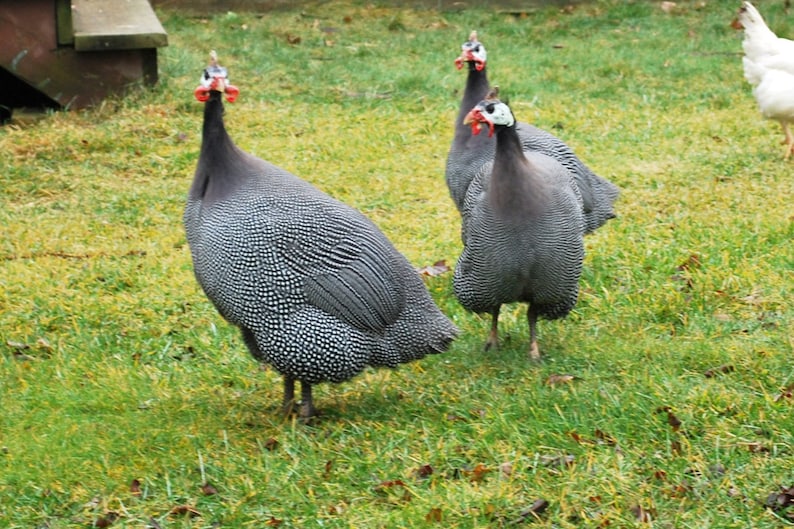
[446,31,619,234]
[184,52,457,419]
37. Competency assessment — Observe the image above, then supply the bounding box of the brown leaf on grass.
[499,461,513,477]
[630,504,654,522]
[374,479,407,492]
[425,507,443,522]
[704,364,734,378]
[774,384,794,402]
[742,441,770,453]
[262,437,279,451]
[541,454,575,469]
[415,464,434,479]
[764,485,794,513]
[323,460,334,479]
[676,253,701,271]
[465,463,491,483]
[374,479,412,503]
[168,505,201,518]
[201,482,218,496]
[594,429,617,446]
[416,260,451,277]
[265,517,283,527]
[285,34,301,45]
[546,373,578,386]
[656,406,682,432]
[93,512,119,528]
[509,499,550,524]
[130,478,142,496]
[568,430,593,445]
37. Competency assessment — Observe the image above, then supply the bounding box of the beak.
[455,49,476,70]
[463,108,491,136]
[463,108,479,125]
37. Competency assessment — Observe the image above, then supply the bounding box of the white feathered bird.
[732,1,794,159]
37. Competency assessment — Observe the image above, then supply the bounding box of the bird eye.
[473,45,480,52]
[485,103,495,113]
[203,70,210,80]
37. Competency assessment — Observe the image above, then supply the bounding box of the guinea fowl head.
[194,50,240,103]
[731,2,763,30]
[455,30,487,71]
[463,88,515,138]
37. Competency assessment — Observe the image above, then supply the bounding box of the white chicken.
[732,1,794,159]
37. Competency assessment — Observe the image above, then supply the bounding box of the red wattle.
[471,121,482,136]
[194,86,210,102]
[225,85,240,103]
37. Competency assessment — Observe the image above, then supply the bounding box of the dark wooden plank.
[72,0,167,51]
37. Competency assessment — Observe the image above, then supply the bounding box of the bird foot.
[282,399,318,423]
[528,341,541,361]
[483,336,499,351]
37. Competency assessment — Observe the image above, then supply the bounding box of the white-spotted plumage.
[184,56,457,419]
[454,93,585,360]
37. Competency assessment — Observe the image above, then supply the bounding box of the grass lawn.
[1,0,792,527]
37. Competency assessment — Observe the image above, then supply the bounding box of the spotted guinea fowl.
[184,52,458,419]
[446,31,619,233]
[453,89,584,360]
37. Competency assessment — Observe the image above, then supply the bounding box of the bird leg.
[282,377,316,421]
[299,382,315,421]
[484,307,500,351]
[527,308,541,361]
[782,123,794,160]
[282,376,297,416]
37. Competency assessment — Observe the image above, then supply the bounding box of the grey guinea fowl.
[453,89,584,360]
[445,31,619,234]
[184,52,458,420]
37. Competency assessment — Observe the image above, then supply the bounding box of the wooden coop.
[0,0,168,114]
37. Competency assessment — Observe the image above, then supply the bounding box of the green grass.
[1,0,792,527]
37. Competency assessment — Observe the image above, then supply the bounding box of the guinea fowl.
[184,52,458,420]
[453,90,584,360]
[732,1,794,159]
[446,31,619,233]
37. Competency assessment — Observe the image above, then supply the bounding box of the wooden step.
[72,0,168,51]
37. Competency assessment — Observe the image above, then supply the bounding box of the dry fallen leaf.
[466,463,491,483]
[541,454,575,469]
[774,384,794,402]
[656,406,682,432]
[416,260,451,277]
[425,507,443,522]
[704,364,734,378]
[201,482,218,496]
[415,464,434,479]
[546,374,578,386]
[630,504,654,522]
[660,2,677,14]
[93,512,119,528]
[130,478,142,496]
[764,485,794,514]
[168,505,201,518]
